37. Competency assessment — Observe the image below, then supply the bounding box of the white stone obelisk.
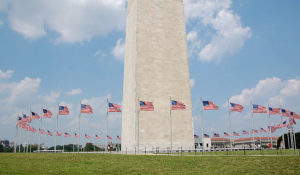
[122,0,194,152]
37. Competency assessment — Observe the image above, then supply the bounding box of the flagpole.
[63,134,65,152]
[14,115,19,153]
[251,101,255,150]
[293,124,297,150]
[19,126,22,152]
[78,100,81,153]
[268,104,272,149]
[106,97,109,152]
[200,97,204,150]
[169,96,173,152]
[280,105,285,149]
[228,99,232,151]
[55,103,59,153]
[38,105,43,152]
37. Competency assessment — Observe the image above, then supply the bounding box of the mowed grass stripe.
[0,153,300,175]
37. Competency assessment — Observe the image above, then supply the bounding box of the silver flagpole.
[19,129,22,152]
[78,100,82,153]
[14,115,19,153]
[200,97,204,150]
[268,104,272,149]
[228,100,232,151]
[63,134,65,152]
[293,124,297,150]
[170,97,173,152]
[280,106,285,149]
[38,105,43,152]
[55,103,59,153]
[105,97,109,152]
[251,101,255,150]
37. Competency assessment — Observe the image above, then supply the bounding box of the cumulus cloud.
[0,69,14,79]
[187,31,197,41]
[229,77,300,112]
[0,0,126,43]
[184,0,251,63]
[66,88,82,96]
[111,38,125,61]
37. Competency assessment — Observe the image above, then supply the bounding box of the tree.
[277,132,300,149]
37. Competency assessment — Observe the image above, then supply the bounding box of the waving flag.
[17,121,23,128]
[47,130,53,136]
[59,106,69,115]
[203,101,219,110]
[95,135,102,139]
[56,131,62,136]
[108,103,121,112]
[294,113,300,119]
[85,134,91,139]
[171,100,186,110]
[213,133,220,137]
[260,128,267,133]
[224,132,230,137]
[22,114,28,122]
[268,107,280,115]
[253,104,267,113]
[233,132,240,136]
[31,127,37,133]
[252,129,259,134]
[43,109,52,118]
[75,133,79,138]
[204,134,210,138]
[194,134,199,138]
[268,126,276,133]
[117,136,122,140]
[39,129,46,134]
[18,116,22,121]
[230,103,243,112]
[31,112,40,119]
[242,130,249,135]
[65,133,71,137]
[282,121,287,127]
[281,109,288,117]
[107,135,112,140]
[80,104,93,114]
[140,101,154,111]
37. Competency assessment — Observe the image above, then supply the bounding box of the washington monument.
[122,0,194,151]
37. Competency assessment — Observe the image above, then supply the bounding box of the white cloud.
[66,88,82,96]
[0,69,14,79]
[187,31,197,41]
[1,0,126,43]
[184,0,251,63]
[229,77,300,112]
[190,79,195,88]
[111,38,125,61]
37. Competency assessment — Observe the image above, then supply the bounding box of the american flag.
[43,109,52,118]
[18,117,22,121]
[23,114,32,123]
[252,104,267,113]
[56,131,62,136]
[39,129,46,134]
[22,114,28,122]
[117,136,121,140]
[65,132,71,137]
[31,112,40,119]
[75,133,79,138]
[95,135,101,139]
[233,132,240,136]
[108,103,121,112]
[85,134,90,139]
[31,127,37,133]
[287,118,296,127]
[213,133,220,137]
[203,101,219,110]
[282,121,287,127]
[194,134,199,138]
[59,106,69,115]
[80,104,93,114]
[17,121,23,128]
[47,130,53,136]
[281,109,288,117]
[224,132,230,137]
[171,100,186,110]
[268,107,280,115]
[242,130,249,135]
[252,129,259,134]
[294,113,300,119]
[204,134,210,138]
[230,103,243,112]
[140,101,154,111]
[268,126,276,133]
[107,135,112,140]
[260,128,267,133]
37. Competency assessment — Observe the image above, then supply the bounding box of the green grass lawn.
[1,153,300,175]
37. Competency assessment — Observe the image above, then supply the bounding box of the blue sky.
[0,0,300,146]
